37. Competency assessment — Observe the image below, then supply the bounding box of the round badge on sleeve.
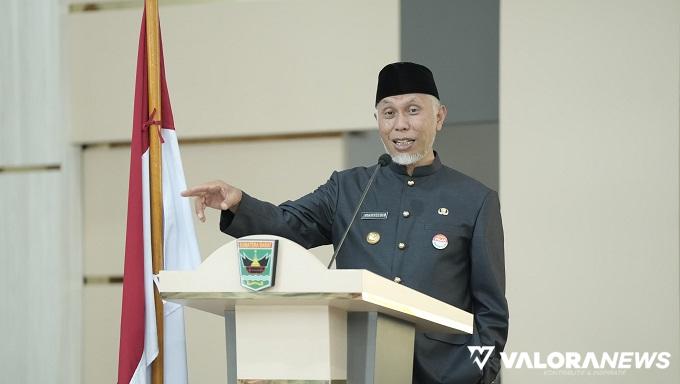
[432,234,448,249]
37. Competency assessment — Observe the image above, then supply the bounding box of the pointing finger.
[182,186,209,197]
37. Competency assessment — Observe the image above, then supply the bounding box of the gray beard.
[380,139,429,166]
[391,152,426,165]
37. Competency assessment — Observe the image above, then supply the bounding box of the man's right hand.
[181,180,243,222]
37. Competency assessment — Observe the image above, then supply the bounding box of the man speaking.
[183,62,508,384]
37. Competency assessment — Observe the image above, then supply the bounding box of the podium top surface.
[159,235,473,334]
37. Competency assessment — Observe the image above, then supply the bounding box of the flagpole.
[145,0,164,383]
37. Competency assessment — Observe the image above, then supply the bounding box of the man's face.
[376,93,447,166]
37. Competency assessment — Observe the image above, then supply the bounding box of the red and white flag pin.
[432,234,448,249]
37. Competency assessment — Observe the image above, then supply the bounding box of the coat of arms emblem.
[237,239,278,291]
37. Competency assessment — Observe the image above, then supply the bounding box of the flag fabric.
[118,8,201,384]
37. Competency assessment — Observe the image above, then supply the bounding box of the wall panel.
[0,172,69,383]
[401,0,499,123]
[66,0,399,144]
[500,0,679,382]
[82,284,122,383]
[0,0,62,166]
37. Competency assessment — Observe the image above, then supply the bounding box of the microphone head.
[378,153,392,167]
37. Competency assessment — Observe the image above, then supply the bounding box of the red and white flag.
[118,8,200,384]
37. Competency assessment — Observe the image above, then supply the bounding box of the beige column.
[500,0,679,382]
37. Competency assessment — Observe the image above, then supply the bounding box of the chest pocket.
[419,221,471,257]
[423,222,471,239]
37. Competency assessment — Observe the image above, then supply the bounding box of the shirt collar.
[387,151,443,177]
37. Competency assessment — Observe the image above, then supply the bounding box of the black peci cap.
[375,62,439,106]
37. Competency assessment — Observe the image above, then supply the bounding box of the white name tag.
[360,212,388,220]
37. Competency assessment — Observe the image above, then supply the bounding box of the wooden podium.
[159,235,472,384]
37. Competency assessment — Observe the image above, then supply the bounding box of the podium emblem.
[237,239,279,292]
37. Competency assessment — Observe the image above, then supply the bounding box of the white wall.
[500,0,679,382]
[66,0,399,143]
[0,1,81,383]
[0,0,62,166]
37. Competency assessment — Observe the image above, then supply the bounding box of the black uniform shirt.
[220,153,508,384]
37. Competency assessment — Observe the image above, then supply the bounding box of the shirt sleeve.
[469,190,509,383]
[220,172,339,249]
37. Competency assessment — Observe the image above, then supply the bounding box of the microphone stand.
[327,154,391,269]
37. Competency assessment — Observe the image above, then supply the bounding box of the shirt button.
[402,210,410,218]
[407,180,415,186]
[394,277,402,284]
[398,242,407,250]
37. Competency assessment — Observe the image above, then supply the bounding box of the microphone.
[327,154,392,269]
